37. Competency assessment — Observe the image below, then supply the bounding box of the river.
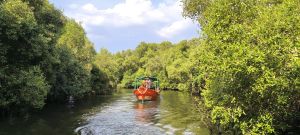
[0,89,210,135]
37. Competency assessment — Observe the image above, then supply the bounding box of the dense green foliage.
[94,40,201,91]
[181,0,300,134]
[0,0,111,113]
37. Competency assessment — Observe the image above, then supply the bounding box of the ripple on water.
[75,91,210,135]
[75,96,165,135]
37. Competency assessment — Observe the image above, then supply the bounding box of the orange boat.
[133,77,160,101]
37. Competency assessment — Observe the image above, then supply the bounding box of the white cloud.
[82,3,99,13]
[67,0,153,27]
[157,19,192,38]
[66,0,195,38]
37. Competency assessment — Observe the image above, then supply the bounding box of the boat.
[133,77,160,101]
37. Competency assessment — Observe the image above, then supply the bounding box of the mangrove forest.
[0,0,300,134]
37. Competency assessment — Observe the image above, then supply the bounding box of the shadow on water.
[0,92,121,135]
[0,89,211,135]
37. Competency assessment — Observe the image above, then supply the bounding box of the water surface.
[0,89,210,135]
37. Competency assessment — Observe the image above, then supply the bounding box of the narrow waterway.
[0,89,210,135]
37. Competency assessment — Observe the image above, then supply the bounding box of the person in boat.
[133,77,160,101]
[139,80,147,89]
[145,79,152,89]
[138,79,152,90]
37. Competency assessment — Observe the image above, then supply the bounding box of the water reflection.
[134,100,159,124]
[75,90,210,135]
[0,89,211,135]
[75,93,164,135]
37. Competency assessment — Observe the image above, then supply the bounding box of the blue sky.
[49,0,200,53]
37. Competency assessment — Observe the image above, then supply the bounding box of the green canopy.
[135,76,158,81]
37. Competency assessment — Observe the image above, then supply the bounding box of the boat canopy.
[136,76,158,81]
[132,76,159,89]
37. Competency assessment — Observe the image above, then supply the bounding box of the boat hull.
[133,88,159,101]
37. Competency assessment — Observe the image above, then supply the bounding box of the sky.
[49,0,200,53]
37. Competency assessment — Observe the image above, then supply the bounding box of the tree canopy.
[0,0,112,113]
[181,0,300,134]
